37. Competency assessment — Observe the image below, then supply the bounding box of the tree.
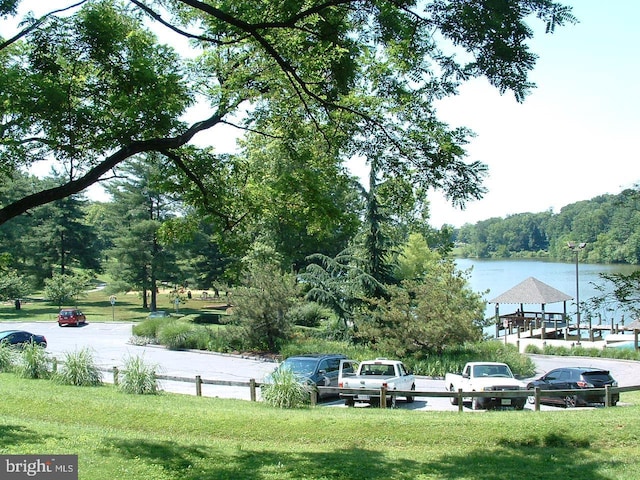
[106,158,179,310]
[0,254,30,302]
[586,271,640,322]
[0,0,575,226]
[43,272,91,308]
[357,259,486,356]
[232,251,299,352]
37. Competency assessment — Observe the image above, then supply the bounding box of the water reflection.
[455,258,639,325]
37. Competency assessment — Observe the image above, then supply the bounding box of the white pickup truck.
[445,362,526,410]
[338,358,416,407]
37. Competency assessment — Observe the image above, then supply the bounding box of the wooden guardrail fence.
[104,366,639,411]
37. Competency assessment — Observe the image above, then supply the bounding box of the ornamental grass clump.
[157,320,200,350]
[0,342,16,372]
[261,366,311,409]
[16,341,51,379]
[119,355,159,395]
[56,347,103,386]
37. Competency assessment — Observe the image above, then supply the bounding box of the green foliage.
[119,355,159,395]
[156,320,209,350]
[357,258,486,356]
[525,342,640,362]
[457,188,640,264]
[16,341,51,379]
[408,342,536,378]
[261,366,311,409]
[3,373,640,480]
[43,271,92,308]
[232,258,298,352]
[287,302,335,328]
[0,267,30,302]
[56,347,103,387]
[132,316,169,340]
[0,341,16,371]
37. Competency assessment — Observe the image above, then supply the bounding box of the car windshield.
[474,364,512,377]
[60,311,76,317]
[279,358,317,377]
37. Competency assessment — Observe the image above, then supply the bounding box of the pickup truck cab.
[445,362,526,410]
[338,358,415,407]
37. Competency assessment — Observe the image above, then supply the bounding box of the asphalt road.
[4,321,639,410]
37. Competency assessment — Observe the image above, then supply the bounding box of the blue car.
[266,354,348,398]
[0,330,47,348]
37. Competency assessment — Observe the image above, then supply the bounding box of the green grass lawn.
[2,287,225,324]
[2,373,639,480]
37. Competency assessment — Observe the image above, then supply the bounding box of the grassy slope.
[2,374,639,480]
[2,286,220,323]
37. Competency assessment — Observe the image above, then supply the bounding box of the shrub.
[179,313,222,324]
[132,317,170,340]
[56,348,102,386]
[16,341,51,379]
[524,344,542,354]
[287,302,334,328]
[118,355,159,395]
[261,367,311,409]
[0,342,16,372]
[157,321,201,350]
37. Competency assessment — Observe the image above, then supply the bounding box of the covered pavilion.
[488,277,573,338]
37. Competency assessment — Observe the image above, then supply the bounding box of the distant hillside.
[454,188,640,264]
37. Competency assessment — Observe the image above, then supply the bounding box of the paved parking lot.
[3,321,638,409]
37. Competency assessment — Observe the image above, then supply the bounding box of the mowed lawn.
[2,374,639,480]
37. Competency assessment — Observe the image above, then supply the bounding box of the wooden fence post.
[534,387,541,412]
[249,378,256,402]
[195,375,202,396]
[112,366,119,386]
[310,388,318,407]
[380,386,387,408]
[458,389,463,413]
[605,385,611,407]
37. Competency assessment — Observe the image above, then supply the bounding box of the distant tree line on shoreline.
[454,187,640,264]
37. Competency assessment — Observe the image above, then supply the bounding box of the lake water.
[455,258,640,326]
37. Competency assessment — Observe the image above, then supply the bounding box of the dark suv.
[268,354,348,398]
[527,367,619,407]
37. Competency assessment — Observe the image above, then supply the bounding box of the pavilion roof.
[488,277,573,305]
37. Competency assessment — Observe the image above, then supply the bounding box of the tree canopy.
[0,0,575,226]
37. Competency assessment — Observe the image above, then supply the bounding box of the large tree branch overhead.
[0,111,225,224]
[0,0,575,226]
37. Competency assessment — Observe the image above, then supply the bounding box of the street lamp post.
[567,242,587,343]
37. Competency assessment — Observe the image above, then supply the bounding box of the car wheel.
[449,385,459,405]
[58,323,63,327]
[406,384,415,403]
[515,400,526,410]
[344,397,355,407]
[389,395,397,409]
[564,395,577,408]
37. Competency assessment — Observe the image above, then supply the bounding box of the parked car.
[266,354,348,398]
[57,308,87,327]
[147,310,171,318]
[527,367,619,407]
[0,330,47,348]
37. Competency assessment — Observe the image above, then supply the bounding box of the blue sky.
[428,0,640,226]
